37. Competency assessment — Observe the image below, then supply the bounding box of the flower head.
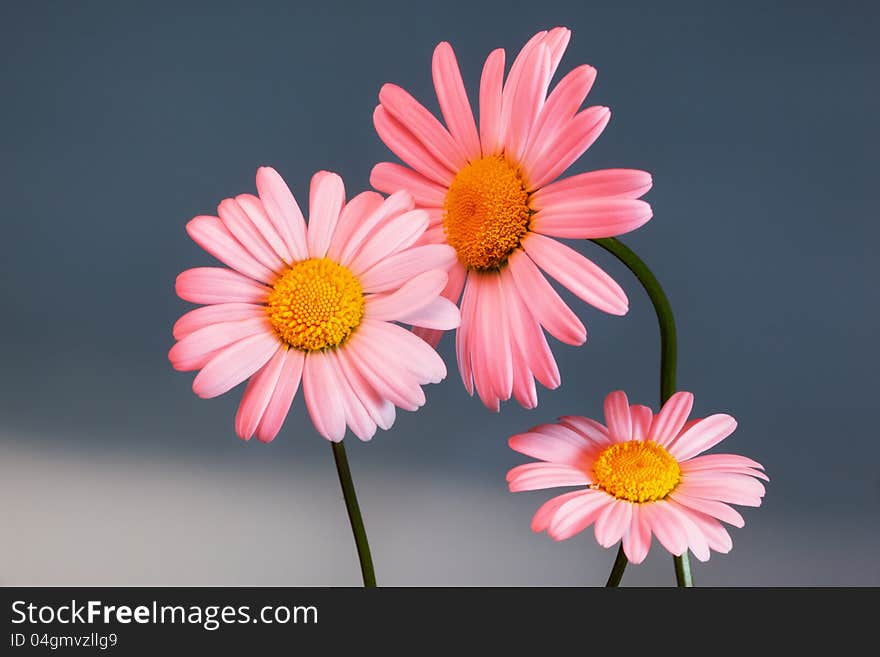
[169,167,460,443]
[371,27,653,410]
[507,391,767,563]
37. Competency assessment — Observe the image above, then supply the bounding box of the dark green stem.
[330,441,377,587]
[591,237,693,588]
[605,545,628,587]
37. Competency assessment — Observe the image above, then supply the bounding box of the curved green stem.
[591,237,693,588]
[331,441,377,587]
[605,544,628,587]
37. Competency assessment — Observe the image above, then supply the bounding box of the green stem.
[605,545,628,587]
[330,441,377,587]
[591,237,693,588]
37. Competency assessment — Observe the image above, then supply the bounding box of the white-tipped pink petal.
[669,414,738,461]
[648,391,695,447]
[531,199,653,239]
[370,162,447,207]
[325,350,376,442]
[530,169,653,210]
[478,48,506,156]
[302,352,347,442]
[217,198,285,273]
[526,106,611,190]
[306,171,345,259]
[335,347,396,432]
[172,303,265,340]
[235,346,286,441]
[603,391,632,442]
[364,269,448,320]
[594,499,632,548]
[622,505,652,564]
[507,249,586,345]
[192,333,279,399]
[358,319,447,385]
[547,490,611,541]
[523,233,628,316]
[185,216,275,283]
[345,333,426,411]
[175,267,270,305]
[530,490,588,533]
[432,41,481,160]
[254,348,304,443]
[641,501,688,556]
[255,166,309,262]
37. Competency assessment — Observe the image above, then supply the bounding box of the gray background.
[1,0,877,585]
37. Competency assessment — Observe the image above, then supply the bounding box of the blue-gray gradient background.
[1,0,877,585]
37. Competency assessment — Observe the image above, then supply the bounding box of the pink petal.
[622,505,652,564]
[668,491,745,528]
[235,346,286,441]
[482,273,513,400]
[348,210,430,276]
[373,106,454,186]
[530,169,653,210]
[366,269,448,322]
[337,190,415,266]
[548,490,612,541]
[326,349,376,442]
[254,166,308,262]
[594,499,632,548]
[401,297,460,330]
[478,48,506,156]
[505,43,552,163]
[454,275,476,396]
[172,302,265,340]
[169,317,271,372]
[522,233,628,316]
[175,267,269,305]
[648,391,695,447]
[507,249,586,345]
[326,191,385,264]
[530,490,589,533]
[507,462,590,491]
[531,198,653,239]
[681,454,768,481]
[603,390,632,442]
[432,41,481,160]
[357,319,447,384]
[468,275,503,409]
[302,352,346,442]
[641,501,688,556]
[678,507,733,554]
[186,215,274,283]
[542,26,571,78]
[254,347,304,443]
[669,414,738,461]
[235,193,293,264]
[499,31,546,148]
[410,262,466,339]
[503,268,561,391]
[379,83,466,171]
[192,332,279,399]
[508,427,592,466]
[676,478,764,507]
[629,404,653,442]
[217,198,285,273]
[306,171,345,259]
[344,333,426,411]
[526,106,610,191]
[666,501,712,562]
[358,244,457,293]
[558,415,613,448]
[521,64,596,170]
[370,162,447,207]
[335,346,396,432]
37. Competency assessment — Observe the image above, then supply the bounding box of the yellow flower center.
[265,258,365,351]
[592,441,681,503]
[442,155,531,271]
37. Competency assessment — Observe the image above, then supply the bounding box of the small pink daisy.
[169,167,460,443]
[371,27,653,410]
[507,391,767,563]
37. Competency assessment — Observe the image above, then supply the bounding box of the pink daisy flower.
[507,391,767,564]
[371,27,653,410]
[169,167,460,443]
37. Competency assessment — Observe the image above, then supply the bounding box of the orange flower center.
[442,155,531,271]
[265,258,365,351]
[592,441,681,503]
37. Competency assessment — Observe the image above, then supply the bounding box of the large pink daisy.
[371,27,653,410]
[169,167,459,443]
[507,391,767,563]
